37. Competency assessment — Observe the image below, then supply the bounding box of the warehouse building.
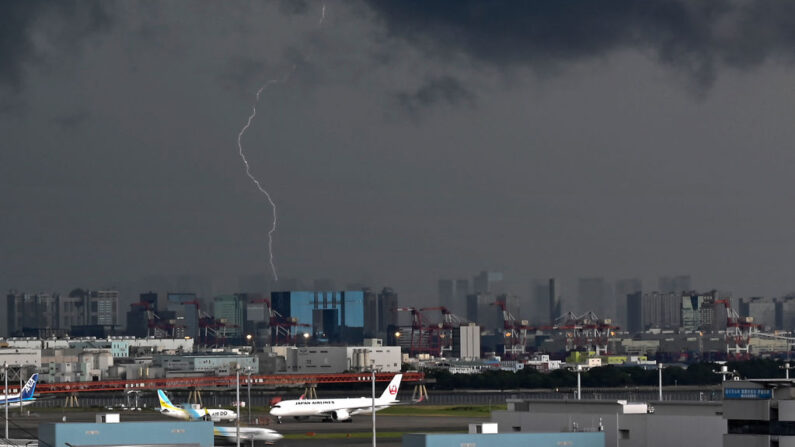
[491,398,725,447]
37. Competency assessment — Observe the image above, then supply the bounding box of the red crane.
[395,307,430,356]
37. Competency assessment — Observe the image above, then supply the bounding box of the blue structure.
[39,421,213,447]
[402,432,605,447]
[271,290,364,343]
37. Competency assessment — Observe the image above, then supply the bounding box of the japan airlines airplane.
[213,426,283,444]
[269,374,402,423]
[0,373,38,407]
[157,389,237,422]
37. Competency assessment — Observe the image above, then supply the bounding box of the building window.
[620,429,630,439]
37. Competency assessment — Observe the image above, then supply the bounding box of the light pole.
[658,363,663,401]
[713,364,736,382]
[371,362,376,447]
[3,362,8,440]
[246,366,252,424]
[781,362,794,379]
[576,365,582,400]
[235,365,240,447]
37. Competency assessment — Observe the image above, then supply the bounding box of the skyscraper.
[578,277,612,319]
[363,287,399,339]
[530,280,551,326]
[6,291,59,336]
[438,279,469,317]
[626,291,643,333]
[473,271,504,294]
[213,294,247,340]
[659,275,692,294]
[614,278,642,329]
[167,293,200,339]
[466,293,500,331]
[271,290,365,344]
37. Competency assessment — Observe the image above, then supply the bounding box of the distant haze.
[3,1,795,310]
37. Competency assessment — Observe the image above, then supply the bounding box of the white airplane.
[269,373,403,423]
[0,374,38,407]
[157,389,237,422]
[213,426,283,445]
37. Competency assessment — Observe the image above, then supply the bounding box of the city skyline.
[5,1,795,306]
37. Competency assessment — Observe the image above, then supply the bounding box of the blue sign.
[724,388,772,399]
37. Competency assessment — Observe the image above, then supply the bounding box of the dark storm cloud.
[395,75,475,114]
[53,110,90,130]
[0,0,111,88]
[364,0,795,89]
[278,0,310,16]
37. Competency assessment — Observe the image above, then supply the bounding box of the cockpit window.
[272,405,280,408]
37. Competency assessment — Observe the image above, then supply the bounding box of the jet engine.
[331,409,351,421]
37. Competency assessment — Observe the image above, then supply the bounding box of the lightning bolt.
[236,4,325,282]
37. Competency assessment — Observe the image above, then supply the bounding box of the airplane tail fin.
[157,390,177,410]
[378,374,402,401]
[20,374,38,400]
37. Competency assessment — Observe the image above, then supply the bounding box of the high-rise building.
[642,292,681,329]
[739,297,777,331]
[626,291,643,333]
[578,277,611,318]
[56,289,119,332]
[6,291,59,336]
[614,278,642,329]
[466,293,500,331]
[659,275,692,294]
[473,271,504,294]
[213,294,247,340]
[681,292,715,332]
[530,280,550,326]
[438,279,469,318]
[529,278,562,325]
[126,291,158,338]
[777,296,795,331]
[549,278,562,323]
[167,293,200,339]
[89,290,119,326]
[271,290,365,344]
[363,287,398,339]
[243,293,270,347]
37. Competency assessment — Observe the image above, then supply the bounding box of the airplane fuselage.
[270,397,393,418]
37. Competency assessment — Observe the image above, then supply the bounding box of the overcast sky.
[3,1,795,307]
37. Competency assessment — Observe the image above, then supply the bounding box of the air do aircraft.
[269,373,402,423]
[157,389,237,422]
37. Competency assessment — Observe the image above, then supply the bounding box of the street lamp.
[713,364,737,382]
[235,365,241,447]
[658,363,664,401]
[781,362,795,379]
[246,366,252,424]
[4,362,7,440]
[370,361,376,447]
[576,365,582,400]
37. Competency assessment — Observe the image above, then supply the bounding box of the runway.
[2,407,487,447]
